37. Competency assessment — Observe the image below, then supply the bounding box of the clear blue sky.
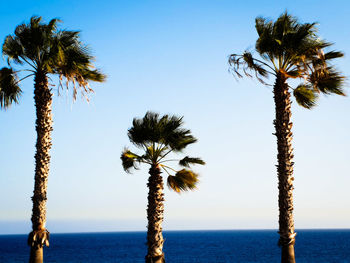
[0,0,349,234]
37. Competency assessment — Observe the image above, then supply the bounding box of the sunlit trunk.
[28,71,52,263]
[145,165,165,263]
[273,72,296,263]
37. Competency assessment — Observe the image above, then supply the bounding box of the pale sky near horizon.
[0,0,349,234]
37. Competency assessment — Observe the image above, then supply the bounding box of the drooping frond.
[229,51,270,84]
[293,84,318,109]
[0,67,22,109]
[167,169,199,193]
[242,52,269,77]
[128,111,197,152]
[179,156,205,167]
[54,31,105,79]
[120,148,142,173]
[53,30,106,100]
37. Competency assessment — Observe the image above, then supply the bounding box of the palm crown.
[0,16,105,104]
[121,112,205,192]
[229,12,345,109]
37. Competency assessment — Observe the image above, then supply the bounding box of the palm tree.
[1,16,105,263]
[229,13,345,263]
[121,112,205,263]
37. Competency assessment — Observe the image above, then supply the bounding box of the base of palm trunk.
[27,229,49,263]
[29,246,43,263]
[145,253,165,263]
[281,243,295,263]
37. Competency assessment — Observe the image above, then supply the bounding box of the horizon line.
[1,227,350,236]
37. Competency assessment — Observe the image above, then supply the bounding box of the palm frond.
[47,18,61,33]
[255,17,269,36]
[242,52,269,78]
[179,156,205,167]
[293,84,318,109]
[2,35,24,65]
[228,51,269,84]
[167,169,199,193]
[255,16,276,57]
[0,67,22,109]
[166,130,197,151]
[120,148,142,173]
[30,16,42,27]
[324,51,344,60]
[53,30,106,100]
[310,66,345,96]
[79,68,105,82]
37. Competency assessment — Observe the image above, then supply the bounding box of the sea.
[0,230,349,263]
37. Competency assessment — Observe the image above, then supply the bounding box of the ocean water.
[0,230,349,263]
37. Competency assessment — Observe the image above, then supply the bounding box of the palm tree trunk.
[28,71,52,263]
[145,165,165,263]
[273,72,296,263]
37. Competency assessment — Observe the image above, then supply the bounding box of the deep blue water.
[0,230,349,262]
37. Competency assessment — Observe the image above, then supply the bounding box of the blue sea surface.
[0,230,349,262]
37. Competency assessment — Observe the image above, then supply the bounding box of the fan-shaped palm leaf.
[293,84,318,109]
[121,149,142,173]
[167,169,199,193]
[310,66,345,95]
[0,67,21,109]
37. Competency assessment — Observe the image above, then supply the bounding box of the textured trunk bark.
[273,72,296,263]
[28,71,52,263]
[145,165,165,263]
[29,246,43,263]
